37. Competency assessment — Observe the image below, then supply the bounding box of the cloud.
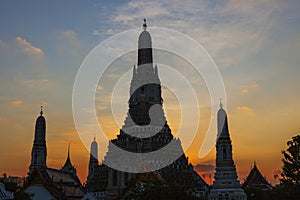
[236,106,255,116]
[107,0,278,68]
[240,82,259,94]
[194,164,215,173]
[113,1,170,24]
[56,30,81,47]
[93,28,123,36]
[22,79,51,88]
[56,30,83,57]
[0,117,8,122]
[11,99,23,105]
[16,36,43,55]
[0,40,8,48]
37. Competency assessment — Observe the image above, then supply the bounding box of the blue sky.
[0,0,300,183]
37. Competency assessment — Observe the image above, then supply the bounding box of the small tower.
[61,143,76,174]
[29,106,47,172]
[209,101,247,200]
[88,137,99,181]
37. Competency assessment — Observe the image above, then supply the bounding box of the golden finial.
[40,105,43,116]
[219,98,223,109]
[143,19,147,30]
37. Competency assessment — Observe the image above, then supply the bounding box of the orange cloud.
[236,106,255,116]
[0,117,8,122]
[11,99,23,105]
[16,36,43,55]
[240,82,259,94]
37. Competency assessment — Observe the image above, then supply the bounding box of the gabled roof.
[243,162,272,190]
[45,168,84,198]
[26,167,84,199]
[25,167,64,199]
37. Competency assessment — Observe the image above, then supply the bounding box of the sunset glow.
[1,1,300,189]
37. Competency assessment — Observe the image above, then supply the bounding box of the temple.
[209,102,247,200]
[25,107,84,199]
[84,19,209,199]
[243,162,272,190]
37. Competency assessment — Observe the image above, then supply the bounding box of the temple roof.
[26,167,84,199]
[243,162,272,190]
[217,107,230,139]
[61,143,76,174]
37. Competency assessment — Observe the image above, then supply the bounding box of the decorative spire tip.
[67,142,70,159]
[143,18,147,30]
[219,98,223,109]
[40,105,43,116]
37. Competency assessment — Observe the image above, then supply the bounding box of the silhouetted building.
[243,162,272,190]
[85,19,208,198]
[209,103,247,200]
[0,183,13,199]
[25,108,84,200]
[29,106,47,172]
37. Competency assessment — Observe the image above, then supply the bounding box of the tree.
[280,135,300,184]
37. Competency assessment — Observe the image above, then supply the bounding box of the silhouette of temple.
[84,19,208,198]
[209,102,247,200]
[243,162,272,190]
[25,107,84,199]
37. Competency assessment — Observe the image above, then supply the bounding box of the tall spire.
[210,103,247,200]
[125,19,164,126]
[138,19,153,66]
[29,107,47,172]
[217,105,229,138]
[61,143,76,174]
[67,142,70,160]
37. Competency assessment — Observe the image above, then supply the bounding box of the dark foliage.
[280,135,300,184]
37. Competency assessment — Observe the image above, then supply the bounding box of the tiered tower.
[209,102,247,200]
[29,106,47,172]
[86,19,208,196]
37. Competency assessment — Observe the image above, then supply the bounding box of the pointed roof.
[61,143,76,174]
[217,99,230,139]
[33,105,46,147]
[25,167,64,199]
[138,18,153,66]
[90,137,98,161]
[243,162,272,190]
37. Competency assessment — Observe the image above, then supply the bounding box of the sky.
[0,0,300,185]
